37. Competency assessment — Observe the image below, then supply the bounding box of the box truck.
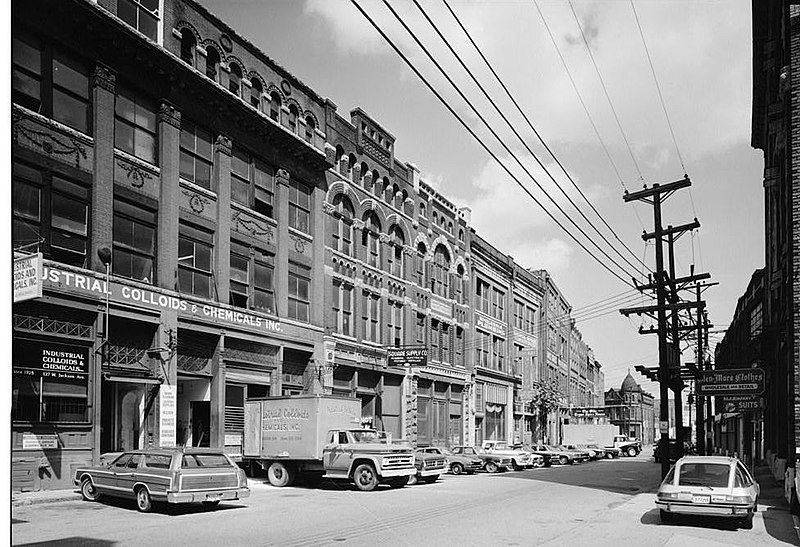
[562,424,642,456]
[242,395,415,491]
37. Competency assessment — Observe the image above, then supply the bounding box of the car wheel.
[267,462,294,487]
[408,473,419,485]
[533,460,545,468]
[451,462,464,475]
[485,461,499,474]
[80,477,101,502]
[388,476,409,488]
[605,452,614,460]
[353,463,378,492]
[202,500,221,509]
[626,447,638,457]
[135,487,153,513]
[512,461,523,471]
[559,456,569,465]
[659,509,674,523]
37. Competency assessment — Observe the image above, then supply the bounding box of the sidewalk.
[12,488,82,508]
[753,464,800,545]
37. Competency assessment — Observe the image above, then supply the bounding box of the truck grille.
[382,455,414,470]
[180,473,238,491]
[424,458,445,469]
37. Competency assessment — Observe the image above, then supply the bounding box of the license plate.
[692,495,710,504]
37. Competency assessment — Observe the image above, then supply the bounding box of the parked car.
[482,440,541,470]
[592,444,621,459]
[409,448,447,485]
[74,448,250,513]
[451,446,513,473]
[566,444,606,460]
[529,444,576,465]
[512,444,552,467]
[656,456,759,528]
[419,446,482,475]
[557,445,591,462]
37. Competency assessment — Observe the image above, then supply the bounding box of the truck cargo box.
[243,395,362,460]
[562,424,619,447]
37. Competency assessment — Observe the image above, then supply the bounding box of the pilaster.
[156,102,181,290]
[275,169,291,317]
[311,186,325,326]
[90,64,115,273]
[213,134,232,302]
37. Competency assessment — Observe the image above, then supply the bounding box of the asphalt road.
[11,451,798,546]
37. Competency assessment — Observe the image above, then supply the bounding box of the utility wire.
[437,0,650,273]
[356,0,639,288]
[567,0,645,183]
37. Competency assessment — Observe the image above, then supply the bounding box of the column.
[156,102,181,290]
[352,219,364,263]
[275,169,291,317]
[213,134,232,302]
[89,64,115,273]
[210,335,224,448]
[311,186,325,326]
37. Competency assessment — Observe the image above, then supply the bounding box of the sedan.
[419,446,482,475]
[451,446,513,473]
[529,444,575,465]
[74,448,250,512]
[655,456,759,528]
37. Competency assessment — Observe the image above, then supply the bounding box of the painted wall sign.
[13,252,42,303]
[475,313,506,338]
[41,265,284,335]
[159,385,177,448]
[13,339,89,382]
[22,433,58,450]
[696,368,765,396]
[387,346,428,368]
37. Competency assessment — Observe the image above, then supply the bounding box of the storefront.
[415,378,463,448]
[473,380,513,444]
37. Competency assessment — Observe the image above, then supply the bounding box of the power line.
[567,0,645,183]
[350,0,637,288]
[436,0,651,274]
[378,0,642,282]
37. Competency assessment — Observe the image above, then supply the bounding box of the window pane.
[230,254,249,283]
[178,268,192,293]
[134,128,156,164]
[194,243,212,271]
[12,374,40,422]
[52,89,88,133]
[133,223,154,254]
[53,55,87,97]
[231,176,249,205]
[298,279,309,300]
[178,237,193,264]
[52,195,87,235]
[138,10,158,41]
[180,127,194,151]
[195,160,212,190]
[114,216,134,247]
[51,230,86,254]
[254,290,274,313]
[232,149,249,177]
[179,151,194,181]
[13,71,41,110]
[136,101,157,133]
[13,181,40,221]
[117,0,138,30]
[194,272,210,298]
[196,128,213,159]
[115,92,136,123]
[13,36,41,75]
[254,263,272,289]
[115,122,135,155]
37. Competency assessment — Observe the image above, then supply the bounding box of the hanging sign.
[159,385,177,448]
[387,346,428,367]
[696,368,765,396]
[13,252,43,303]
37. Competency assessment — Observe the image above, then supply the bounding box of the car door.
[324,431,352,474]
[114,453,142,496]
[92,454,129,493]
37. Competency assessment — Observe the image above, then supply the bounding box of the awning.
[103,374,162,384]
[484,383,508,405]
[226,370,271,385]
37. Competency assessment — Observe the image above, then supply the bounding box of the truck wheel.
[626,446,638,457]
[353,463,378,492]
[408,474,419,485]
[512,461,523,471]
[485,461,499,474]
[559,456,569,465]
[267,462,294,487]
[451,463,464,475]
[388,476,409,488]
[605,452,614,460]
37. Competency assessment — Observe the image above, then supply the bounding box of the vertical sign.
[159,385,177,448]
[13,252,42,302]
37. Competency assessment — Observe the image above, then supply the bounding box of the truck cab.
[612,435,642,457]
[321,429,415,490]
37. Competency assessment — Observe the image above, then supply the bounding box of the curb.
[792,515,800,545]
[12,491,82,508]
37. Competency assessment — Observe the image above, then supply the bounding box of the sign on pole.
[13,252,42,303]
[696,368,765,396]
[159,385,177,448]
[719,395,763,413]
[387,346,428,368]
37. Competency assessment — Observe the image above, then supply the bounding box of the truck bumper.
[166,487,250,504]
[379,468,416,478]
[418,468,445,477]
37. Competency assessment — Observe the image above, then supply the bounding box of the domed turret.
[621,372,640,393]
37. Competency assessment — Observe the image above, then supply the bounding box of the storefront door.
[191,401,210,447]
[100,380,147,453]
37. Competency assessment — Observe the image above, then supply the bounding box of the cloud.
[564,7,600,50]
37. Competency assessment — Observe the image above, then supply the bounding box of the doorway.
[100,380,146,453]
[191,401,210,447]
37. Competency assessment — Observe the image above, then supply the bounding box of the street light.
[97,246,112,360]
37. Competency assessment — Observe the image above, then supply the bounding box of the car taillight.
[725,495,752,504]
[238,468,248,487]
[657,492,679,500]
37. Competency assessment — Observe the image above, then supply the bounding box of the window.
[118,0,160,41]
[250,78,262,110]
[143,454,172,469]
[229,63,242,97]
[253,251,275,313]
[454,265,464,303]
[330,194,354,255]
[387,225,405,277]
[491,288,505,320]
[455,327,464,364]
[416,313,426,346]
[113,198,155,282]
[205,47,220,82]
[415,243,427,286]
[178,224,213,299]
[362,292,380,343]
[440,322,451,363]
[180,29,196,66]
[305,115,315,142]
[475,279,490,314]
[229,241,249,308]
[12,162,42,250]
[362,212,381,268]
[431,245,451,297]
[229,241,274,313]
[269,92,281,121]
[180,120,213,190]
[231,146,250,206]
[475,331,490,368]
[430,319,439,357]
[389,301,403,347]
[115,86,157,164]
[287,104,298,132]
[751,303,763,339]
[13,34,91,135]
[288,180,311,234]
[333,281,354,336]
[288,262,310,322]
[253,160,274,218]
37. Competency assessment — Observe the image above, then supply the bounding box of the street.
[12,452,798,546]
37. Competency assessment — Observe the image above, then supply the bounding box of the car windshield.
[544,445,559,451]
[492,442,509,450]
[350,430,388,443]
[677,463,730,488]
[181,453,231,468]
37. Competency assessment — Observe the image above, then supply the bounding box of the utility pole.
[667,229,683,446]
[695,283,705,455]
[704,312,713,455]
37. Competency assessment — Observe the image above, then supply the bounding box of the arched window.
[393,185,402,209]
[372,170,380,196]
[180,29,196,67]
[359,162,369,186]
[287,104,299,132]
[269,92,281,121]
[419,202,426,218]
[330,194,354,255]
[458,228,464,242]
[387,225,405,277]
[448,221,453,234]
[362,211,381,268]
[335,145,345,163]
[455,264,465,303]
[383,177,391,202]
[229,63,242,97]
[431,244,451,297]
[205,47,220,82]
[250,77,262,110]
[305,115,315,142]
[348,153,357,179]
[432,211,438,225]
[415,242,427,286]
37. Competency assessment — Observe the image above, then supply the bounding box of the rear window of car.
[144,454,173,469]
[181,454,232,468]
[678,463,730,488]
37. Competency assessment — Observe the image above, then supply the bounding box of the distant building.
[605,373,655,444]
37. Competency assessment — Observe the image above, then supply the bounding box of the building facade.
[605,373,655,445]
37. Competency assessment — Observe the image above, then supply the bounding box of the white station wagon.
[656,455,759,528]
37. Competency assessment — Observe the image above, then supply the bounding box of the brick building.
[605,373,655,445]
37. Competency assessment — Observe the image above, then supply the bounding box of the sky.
[203,0,764,396]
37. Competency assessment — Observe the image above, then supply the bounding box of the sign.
[159,385,177,448]
[13,339,89,382]
[720,395,763,413]
[430,296,452,319]
[475,313,506,338]
[387,346,428,368]
[659,420,669,433]
[22,433,58,450]
[224,433,243,446]
[41,265,284,335]
[697,368,765,396]
[571,408,606,418]
[13,252,42,303]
